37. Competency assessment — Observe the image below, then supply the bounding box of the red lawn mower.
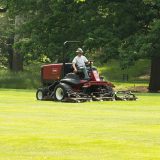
[36,41,137,102]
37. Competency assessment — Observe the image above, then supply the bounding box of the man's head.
[76,48,83,56]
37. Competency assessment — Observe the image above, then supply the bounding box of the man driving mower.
[72,48,90,80]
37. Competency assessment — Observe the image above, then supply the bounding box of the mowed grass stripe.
[0,89,160,160]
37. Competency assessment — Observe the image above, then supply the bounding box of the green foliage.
[1,0,160,69]
[0,0,7,8]
[0,54,7,69]
[142,20,160,57]
[98,59,150,82]
[0,62,42,89]
[75,0,85,2]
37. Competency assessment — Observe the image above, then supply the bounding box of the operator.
[72,48,90,80]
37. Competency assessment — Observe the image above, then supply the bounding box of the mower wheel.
[54,83,70,101]
[36,88,45,100]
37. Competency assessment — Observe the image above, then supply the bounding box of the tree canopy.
[0,0,160,91]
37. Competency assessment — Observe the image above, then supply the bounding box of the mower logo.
[52,69,58,73]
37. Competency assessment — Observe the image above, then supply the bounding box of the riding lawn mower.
[36,41,137,102]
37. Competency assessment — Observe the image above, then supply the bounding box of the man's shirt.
[72,55,88,67]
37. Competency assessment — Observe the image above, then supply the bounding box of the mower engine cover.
[41,63,73,84]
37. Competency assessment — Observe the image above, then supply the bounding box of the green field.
[0,89,160,160]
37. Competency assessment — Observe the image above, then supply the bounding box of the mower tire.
[54,83,71,101]
[36,88,46,100]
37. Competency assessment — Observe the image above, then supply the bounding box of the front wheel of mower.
[36,88,45,100]
[54,83,70,101]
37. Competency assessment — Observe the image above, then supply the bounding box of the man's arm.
[72,63,77,72]
[72,57,77,72]
[83,56,93,66]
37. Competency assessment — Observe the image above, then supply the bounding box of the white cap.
[76,48,83,53]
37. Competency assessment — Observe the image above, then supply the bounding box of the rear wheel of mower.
[54,83,70,101]
[36,88,45,100]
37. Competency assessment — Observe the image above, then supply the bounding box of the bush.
[0,59,150,89]
[0,63,42,89]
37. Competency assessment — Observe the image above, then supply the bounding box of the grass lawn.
[0,89,160,160]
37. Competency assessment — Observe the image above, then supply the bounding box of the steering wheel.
[86,60,93,68]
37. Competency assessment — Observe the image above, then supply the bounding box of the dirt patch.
[128,86,148,93]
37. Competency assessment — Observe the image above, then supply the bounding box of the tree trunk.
[7,36,14,70]
[148,57,160,92]
[12,52,23,71]
[12,15,23,72]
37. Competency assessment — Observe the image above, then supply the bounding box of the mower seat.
[60,73,81,85]
[76,69,85,79]
[64,63,73,75]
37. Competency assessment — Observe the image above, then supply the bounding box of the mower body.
[36,62,121,102]
[36,41,136,102]
[41,63,73,85]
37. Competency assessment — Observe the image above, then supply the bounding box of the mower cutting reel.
[115,91,137,101]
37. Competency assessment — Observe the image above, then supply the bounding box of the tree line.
[0,0,160,92]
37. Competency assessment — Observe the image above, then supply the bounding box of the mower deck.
[60,90,137,103]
